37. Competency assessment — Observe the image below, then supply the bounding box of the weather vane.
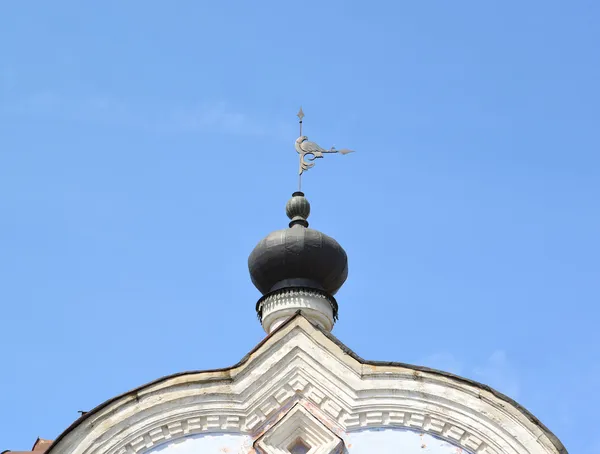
[295,107,354,191]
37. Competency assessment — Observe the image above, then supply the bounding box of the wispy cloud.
[1,65,17,92]
[166,102,270,136]
[5,91,143,128]
[420,352,463,375]
[1,90,282,138]
[420,349,521,400]
[473,350,520,399]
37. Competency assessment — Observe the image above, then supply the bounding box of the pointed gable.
[43,313,565,454]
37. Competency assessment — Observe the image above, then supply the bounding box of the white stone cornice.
[46,314,566,454]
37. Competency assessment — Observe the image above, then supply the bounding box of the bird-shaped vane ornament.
[295,136,354,172]
[295,108,354,190]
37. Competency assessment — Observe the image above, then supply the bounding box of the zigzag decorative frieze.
[115,415,246,454]
[124,369,487,454]
[343,410,486,453]
[58,321,558,454]
[103,365,496,454]
[244,372,312,431]
[114,408,487,454]
[243,370,347,432]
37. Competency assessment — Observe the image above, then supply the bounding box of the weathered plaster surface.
[148,434,250,454]
[347,429,470,454]
[145,429,468,454]
[44,314,566,454]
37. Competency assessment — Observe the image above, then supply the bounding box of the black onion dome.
[248,192,348,296]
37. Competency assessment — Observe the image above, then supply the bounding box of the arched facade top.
[46,313,566,454]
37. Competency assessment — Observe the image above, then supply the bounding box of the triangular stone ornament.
[254,404,344,454]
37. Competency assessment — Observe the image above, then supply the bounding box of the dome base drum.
[256,287,338,333]
[248,192,347,333]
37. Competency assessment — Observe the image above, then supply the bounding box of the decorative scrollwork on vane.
[294,108,355,190]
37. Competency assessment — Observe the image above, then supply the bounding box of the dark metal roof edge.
[314,323,568,454]
[45,313,301,454]
[45,311,567,454]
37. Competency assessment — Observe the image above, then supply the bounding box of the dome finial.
[248,186,348,332]
[286,191,310,228]
[247,110,354,334]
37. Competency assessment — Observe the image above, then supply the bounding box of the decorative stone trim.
[254,404,344,454]
[343,411,486,453]
[257,288,338,320]
[46,316,565,454]
[257,288,338,333]
[113,415,246,454]
[109,404,489,454]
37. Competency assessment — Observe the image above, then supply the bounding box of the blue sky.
[0,2,598,453]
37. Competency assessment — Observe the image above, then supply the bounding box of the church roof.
[42,312,567,454]
[6,113,568,454]
[2,437,53,454]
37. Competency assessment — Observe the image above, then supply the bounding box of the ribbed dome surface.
[248,225,348,295]
[248,191,348,296]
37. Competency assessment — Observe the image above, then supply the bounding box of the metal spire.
[294,107,355,191]
[297,107,305,190]
[297,106,304,135]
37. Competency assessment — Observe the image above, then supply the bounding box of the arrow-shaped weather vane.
[295,107,354,191]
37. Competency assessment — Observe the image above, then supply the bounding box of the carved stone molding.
[254,404,343,454]
[45,315,566,454]
[258,288,338,333]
